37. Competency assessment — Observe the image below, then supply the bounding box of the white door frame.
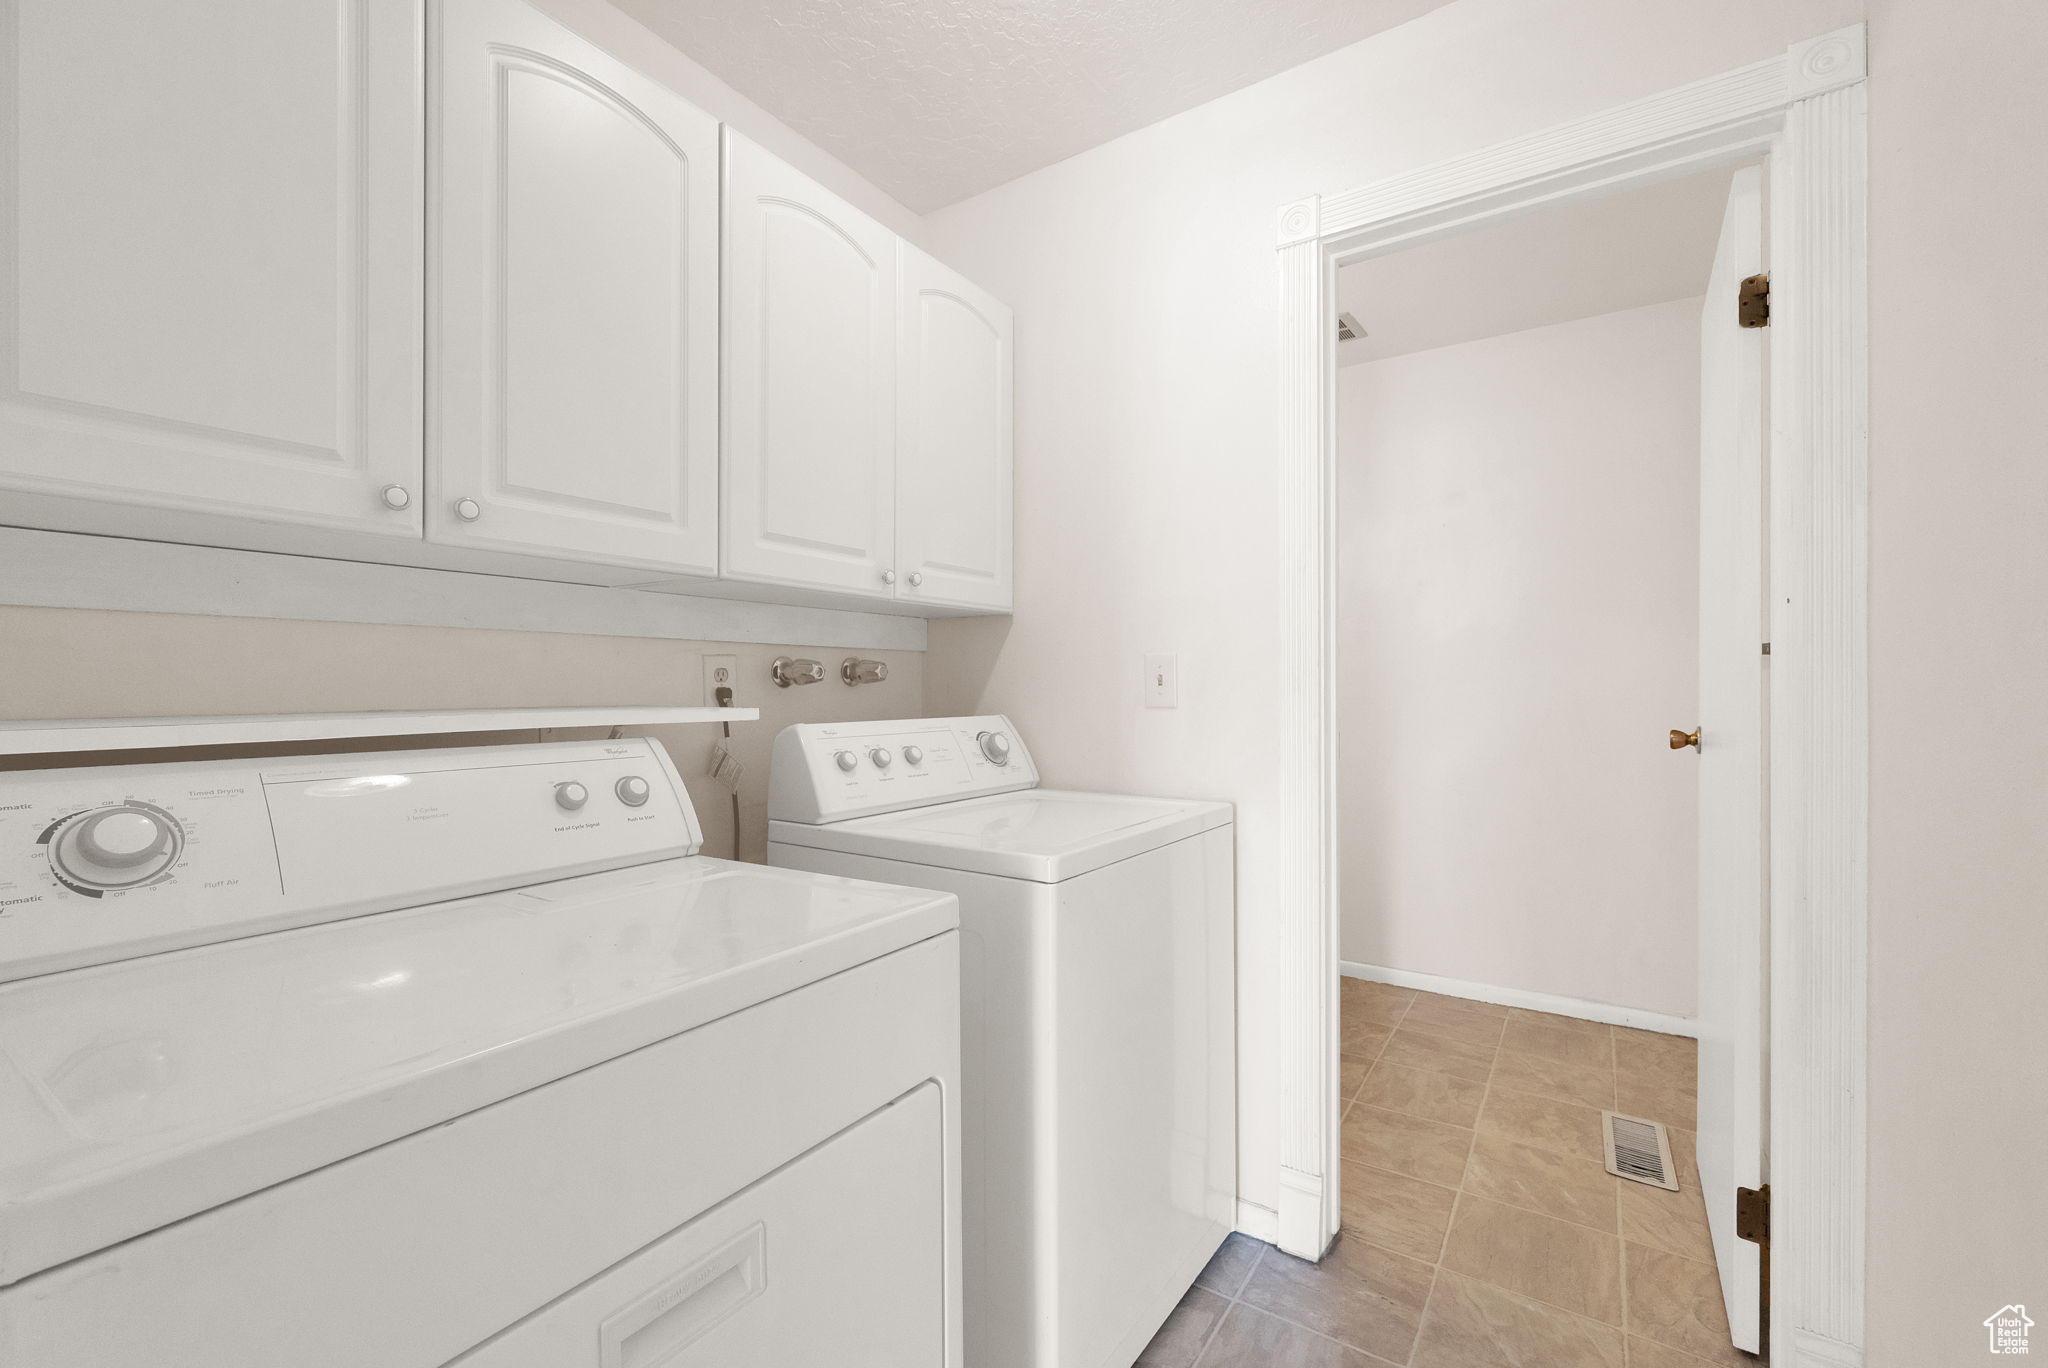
[1270,27,1868,1368]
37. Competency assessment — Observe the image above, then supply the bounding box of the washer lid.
[769,788,1233,882]
[0,858,956,1287]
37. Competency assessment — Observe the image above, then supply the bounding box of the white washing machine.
[0,737,961,1368]
[766,716,1235,1368]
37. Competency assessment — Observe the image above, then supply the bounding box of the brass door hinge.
[1738,1183,1772,1333]
[1736,1184,1770,1244]
[1739,273,1771,328]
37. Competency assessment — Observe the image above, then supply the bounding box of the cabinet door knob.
[881,569,896,584]
[379,484,412,511]
[454,498,481,522]
[907,571,924,587]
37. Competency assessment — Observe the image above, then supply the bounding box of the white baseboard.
[1340,960,1698,1038]
[1233,1199,1277,1244]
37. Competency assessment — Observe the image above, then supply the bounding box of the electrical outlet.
[1144,653,1179,709]
[703,654,738,706]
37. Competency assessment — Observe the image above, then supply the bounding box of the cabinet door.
[0,0,423,535]
[431,0,719,575]
[722,131,896,597]
[895,246,1013,612]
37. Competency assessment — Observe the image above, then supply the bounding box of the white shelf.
[0,707,761,757]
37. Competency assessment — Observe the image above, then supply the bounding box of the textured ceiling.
[612,0,1457,212]
[1337,166,1740,365]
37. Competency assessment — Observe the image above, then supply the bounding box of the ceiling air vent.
[1336,312,1365,342]
[1602,1111,1679,1191]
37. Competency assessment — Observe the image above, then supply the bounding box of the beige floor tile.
[1381,1027,1499,1083]
[1136,1285,1230,1368]
[1506,1006,1611,1037]
[1615,1052,1698,1102]
[1500,1013,1615,1070]
[1461,1131,1620,1232]
[1622,1243,1742,1363]
[1197,1303,1403,1368]
[1612,1028,1697,1080]
[1238,1235,1436,1363]
[1623,1335,1733,1368]
[1401,997,1511,1047]
[1615,1078,1695,1131]
[1667,1127,1699,1190]
[1476,1087,1608,1163]
[1617,1180,1715,1263]
[1410,1269,1626,1368]
[1409,989,1510,1017]
[1339,1160,1458,1263]
[1343,978,1417,1028]
[1440,1195,1624,1326]
[1491,1049,1617,1109]
[1341,1055,1370,1103]
[1358,1061,1487,1127]
[1343,1019,1395,1062]
[1341,1104,1474,1187]
[1194,1231,1266,1298]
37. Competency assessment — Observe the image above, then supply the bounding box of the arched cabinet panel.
[720,130,897,598]
[431,0,719,575]
[0,0,423,535]
[895,247,1013,612]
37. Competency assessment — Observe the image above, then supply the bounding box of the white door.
[431,0,719,575]
[896,245,1014,611]
[0,0,423,535]
[1694,163,1768,1356]
[722,131,897,597]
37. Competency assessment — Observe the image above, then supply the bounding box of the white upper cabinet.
[430,0,720,575]
[894,245,1014,612]
[721,131,898,598]
[0,0,424,535]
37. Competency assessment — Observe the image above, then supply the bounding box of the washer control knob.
[50,804,182,889]
[834,750,859,773]
[902,745,924,766]
[615,776,650,807]
[554,781,589,811]
[78,809,170,868]
[869,747,893,769]
[978,731,1012,765]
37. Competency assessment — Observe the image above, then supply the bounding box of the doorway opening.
[1329,162,1766,1364]
[1266,29,1869,1367]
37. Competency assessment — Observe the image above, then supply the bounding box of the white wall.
[920,0,1863,1227]
[1863,0,2048,1360]
[1338,299,1701,1017]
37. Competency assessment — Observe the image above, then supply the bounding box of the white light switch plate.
[1144,653,1179,709]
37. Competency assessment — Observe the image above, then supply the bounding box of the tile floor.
[1137,980,1755,1368]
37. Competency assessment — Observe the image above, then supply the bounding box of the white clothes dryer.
[0,738,961,1368]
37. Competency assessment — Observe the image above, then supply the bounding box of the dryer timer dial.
[50,804,183,890]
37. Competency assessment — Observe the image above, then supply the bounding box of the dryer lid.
[0,858,956,1287]
[768,788,1232,883]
